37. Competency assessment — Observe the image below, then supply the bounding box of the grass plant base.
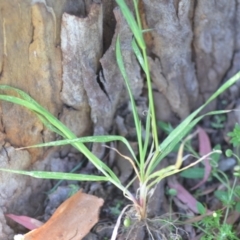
[120,208,187,240]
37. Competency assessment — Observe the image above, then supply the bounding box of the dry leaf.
[168,177,200,214]
[6,214,43,230]
[191,126,212,190]
[23,191,104,240]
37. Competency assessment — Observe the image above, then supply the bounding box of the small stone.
[218,158,236,172]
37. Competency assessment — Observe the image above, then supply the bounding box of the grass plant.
[0,0,240,238]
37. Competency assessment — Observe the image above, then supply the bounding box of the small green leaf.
[197,201,206,215]
[68,184,80,197]
[235,201,240,213]
[228,123,240,147]
[214,190,229,205]
[210,115,226,129]
[110,201,123,216]
[157,121,174,134]
[211,144,221,163]
[180,167,205,179]
[234,185,240,198]
[167,188,177,196]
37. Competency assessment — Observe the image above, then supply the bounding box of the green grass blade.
[0,168,108,181]
[0,92,121,185]
[0,94,75,140]
[0,95,41,112]
[115,0,145,50]
[133,0,142,31]
[0,94,66,140]
[0,85,42,106]
[148,110,232,173]
[116,36,143,166]
[160,71,240,152]
[48,160,85,194]
[116,0,159,175]
[18,135,138,163]
[0,86,79,140]
[146,71,240,174]
[132,39,146,73]
[142,53,159,151]
[160,110,227,156]
[0,87,70,138]
[142,108,151,161]
[147,150,220,189]
[37,115,67,138]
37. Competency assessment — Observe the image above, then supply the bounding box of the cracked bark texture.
[0,0,239,238]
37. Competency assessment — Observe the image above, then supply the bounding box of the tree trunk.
[0,0,239,238]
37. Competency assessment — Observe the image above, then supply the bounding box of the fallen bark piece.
[23,191,104,240]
